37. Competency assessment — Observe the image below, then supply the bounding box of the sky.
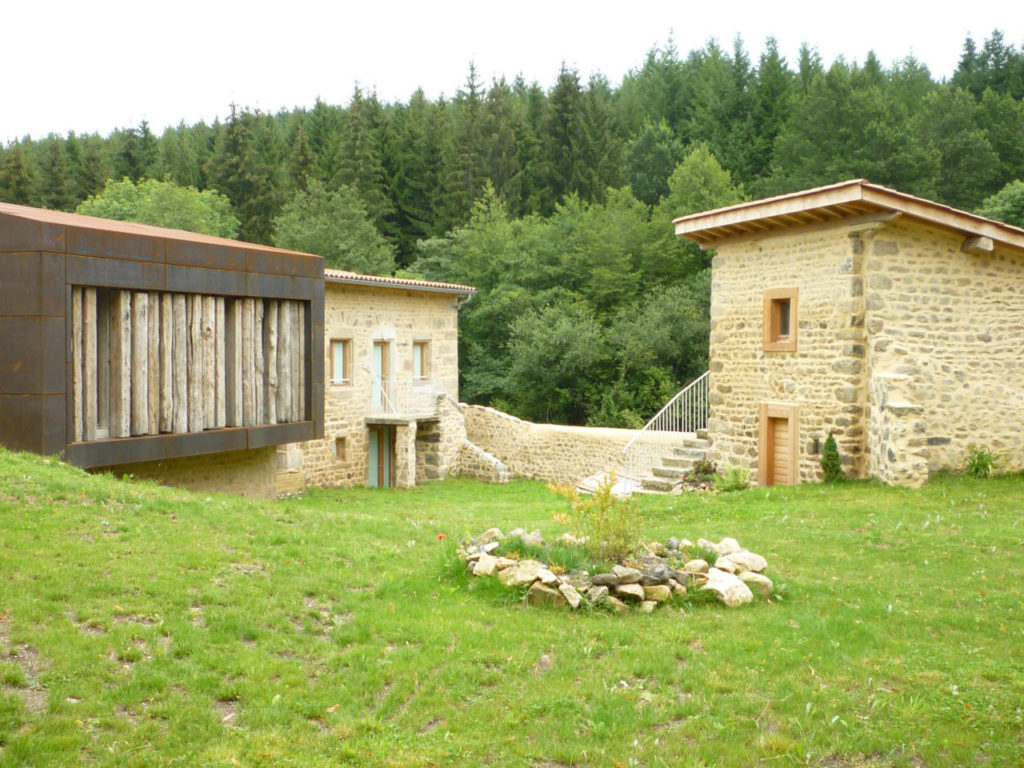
[3,0,1019,144]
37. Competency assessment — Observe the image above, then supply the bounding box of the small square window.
[412,341,430,381]
[763,288,798,352]
[330,339,352,384]
[335,437,347,461]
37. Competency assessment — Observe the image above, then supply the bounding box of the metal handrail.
[622,371,710,455]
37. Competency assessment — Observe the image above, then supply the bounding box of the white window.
[413,341,430,381]
[330,339,352,384]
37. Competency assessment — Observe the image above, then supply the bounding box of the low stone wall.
[462,405,679,484]
[416,396,467,483]
[101,447,279,498]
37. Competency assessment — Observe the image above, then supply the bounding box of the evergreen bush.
[820,432,845,483]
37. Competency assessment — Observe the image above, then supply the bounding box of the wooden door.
[367,426,395,488]
[759,404,798,486]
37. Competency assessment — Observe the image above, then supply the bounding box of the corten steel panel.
[41,394,66,455]
[0,253,42,315]
[0,395,42,452]
[309,292,325,438]
[66,226,164,263]
[161,429,249,461]
[246,249,320,278]
[165,264,246,296]
[66,427,250,468]
[0,317,42,393]
[245,272,315,301]
[42,316,64,394]
[67,254,167,292]
[0,213,63,253]
[247,421,314,449]
[165,239,247,271]
[40,252,65,316]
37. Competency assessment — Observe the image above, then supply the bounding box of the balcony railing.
[368,377,447,420]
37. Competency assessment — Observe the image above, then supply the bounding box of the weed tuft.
[964,444,997,478]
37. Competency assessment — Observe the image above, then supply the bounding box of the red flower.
[437,533,447,541]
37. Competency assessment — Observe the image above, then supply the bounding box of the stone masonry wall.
[101,447,278,498]
[708,226,869,484]
[862,219,1024,473]
[463,405,679,484]
[289,283,465,488]
[868,373,929,487]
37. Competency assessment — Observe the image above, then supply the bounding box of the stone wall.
[101,447,278,498]
[862,220,1024,474]
[289,282,465,488]
[415,396,467,482]
[708,225,869,484]
[456,441,510,483]
[868,373,929,487]
[463,405,678,484]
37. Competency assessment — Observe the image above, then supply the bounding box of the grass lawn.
[1,448,1022,767]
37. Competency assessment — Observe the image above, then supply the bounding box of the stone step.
[661,456,697,469]
[683,437,711,449]
[652,466,687,479]
[640,476,677,493]
[696,429,710,441]
[672,446,707,461]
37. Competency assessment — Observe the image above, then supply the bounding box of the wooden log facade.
[70,287,307,442]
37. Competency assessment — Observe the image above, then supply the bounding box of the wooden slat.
[225,299,243,427]
[82,288,97,441]
[254,299,265,425]
[290,300,300,421]
[241,298,255,427]
[202,295,216,429]
[215,297,226,428]
[278,300,292,423]
[109,290,131,438]
[130,292,148,436]
[188,294,204,432]
[263,300,278,425]
[71,287,83,442]
[147,291,160,435]
[159,293,173,432]
[297,301,305,419]
[172,294,188,433]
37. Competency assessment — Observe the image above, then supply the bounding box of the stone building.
[279,269,479,491]
[674,179,1024,487]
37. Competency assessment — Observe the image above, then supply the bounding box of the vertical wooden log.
[264,300,278,424]
[188,294,204,431]
[147,292,160,435]
[160,293,173,432]
[297,302,306,420]
[202,295,216,429]
[172,294,188,433]
[278,300,293,422]
[71,287,83,442]
[109,290,131,438]
[215,297,226,428]
[82,288,98,441]
[290,300,301,421]
[254,300,265,425]
[241,298,255,426]
[225,299,243,427]
[130,292,148,436]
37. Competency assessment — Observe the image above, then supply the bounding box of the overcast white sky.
[3,0,1018,144]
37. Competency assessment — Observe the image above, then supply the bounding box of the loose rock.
[478,527,505,543]
[702,568,754,607]
[611,565,642,585]
[527,582,566,608]
[615,583,646,602]
[639,601,657,614]
[558,583,583,609]
[683,559,710,574]
[643,584,672,603]
[738,571,773,600]
[473,554,499,576]
[586,585,609,604]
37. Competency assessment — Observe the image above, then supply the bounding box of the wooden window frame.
[330,338,352,385]
[758,403,799,487]
[763,287,798,352]
[412,340,431,382]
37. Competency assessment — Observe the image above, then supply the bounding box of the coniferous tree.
[34,135,72,210]
[0,144,35,205]
[334,87,395,239]
[440,64,489,229]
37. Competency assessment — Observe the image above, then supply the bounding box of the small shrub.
[820,432,845,483]
[549,473,642,563]
[691,458,717,480]
[964,445,996,478]
[717,465,749,492]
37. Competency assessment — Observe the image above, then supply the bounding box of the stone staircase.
[639,432,712,493]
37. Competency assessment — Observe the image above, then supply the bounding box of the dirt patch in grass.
[418,717,444,734]
[215,699,239,728]
[66,611,107,636]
